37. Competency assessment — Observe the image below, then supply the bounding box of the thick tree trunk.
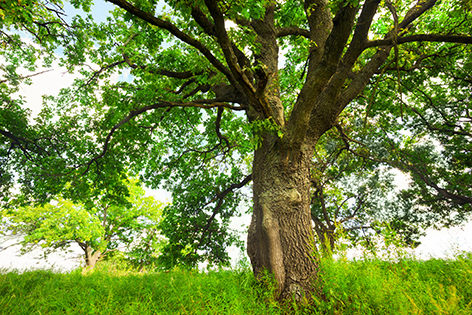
[247,135,319,300]
[85,246,101,269]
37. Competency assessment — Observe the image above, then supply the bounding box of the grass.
[0,264,280,315]
[1,253,472,314]
[312,253,472,314]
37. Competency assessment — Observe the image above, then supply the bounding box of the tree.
[3,0,472,299]
[2,178,165,268]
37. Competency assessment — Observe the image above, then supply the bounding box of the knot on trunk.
[259,187,302,214]
[287,188,302,206]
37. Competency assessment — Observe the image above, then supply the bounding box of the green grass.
[312,253,472,315]
[1,254,472,314]
[0,265,280,315]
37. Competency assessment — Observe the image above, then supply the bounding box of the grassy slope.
[1,254,471,314]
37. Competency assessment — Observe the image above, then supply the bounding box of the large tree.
[3,0,472,299]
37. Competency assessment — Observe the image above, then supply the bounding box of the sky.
[1,0,471,271]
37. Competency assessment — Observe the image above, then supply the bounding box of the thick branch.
[275,27,310,39]
[304,0,333,65]
[288,3,359,151]
[203,0,257,102]
[336,0,439,113]
[215,107,230,150]
[105,0,233,82]
[305,0,381,141]
[366,34,472,48]
[190,7,253,82]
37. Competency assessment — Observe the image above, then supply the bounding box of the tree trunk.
[247,134,319,300]
[85,246,101,269]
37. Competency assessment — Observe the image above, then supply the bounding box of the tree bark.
[85,246,101,269]
[247,134,319,300]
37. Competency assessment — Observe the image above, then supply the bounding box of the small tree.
[2,178,165,268]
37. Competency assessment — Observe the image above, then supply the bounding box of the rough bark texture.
[247,134,319,299]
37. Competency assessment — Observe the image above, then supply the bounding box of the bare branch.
[0,69,53,84]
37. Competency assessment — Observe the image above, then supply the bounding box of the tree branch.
[84,61,126,86]
[336,0,439,114]
[203,0,256,98]
[0,69,53,84]
[288,2,359,152]
[275,27,310,39]
[343,141,472,206]
[189,6,254,82]
[123,53,206,79]
[366,34,472,48]
[83,100,244,175]
[195,173,253,250]
[215,107,231,151]
[105,0,233,82]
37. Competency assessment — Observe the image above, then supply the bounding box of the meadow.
[1,249,472,315]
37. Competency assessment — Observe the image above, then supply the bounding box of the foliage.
[0,0,76,205]
[310,128,428,248]
[310,35,472,247]
[1,0,472,274]
[1,178,165,267]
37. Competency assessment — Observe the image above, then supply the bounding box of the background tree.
[1,178,165,268]
[310,33,472,252]
[309,136,420,252]
[3,0,472,299]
